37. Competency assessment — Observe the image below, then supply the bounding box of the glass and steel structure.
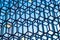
[0,0,60,40]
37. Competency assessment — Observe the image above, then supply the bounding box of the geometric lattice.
[0,0,60,40]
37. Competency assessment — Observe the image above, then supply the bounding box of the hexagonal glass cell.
[21,37,27,40]
[57,24,60,31]
[26,32,32,36]
[49,16,54,20]
[42,35,47,40]
[53,35,58,39]
[23,26,27,34]
[48,31,53,35]
[32,36,36,40]
[29,0,32,3]
[28,25,33,32]
[37,31,43,35]
[4,33,10,37]
[13,26,17,34]
[33,26,38,33]
[18,26,22,33]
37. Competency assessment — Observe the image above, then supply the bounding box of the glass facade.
[0,0,60,40]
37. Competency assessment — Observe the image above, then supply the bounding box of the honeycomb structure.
[0,0,60,40]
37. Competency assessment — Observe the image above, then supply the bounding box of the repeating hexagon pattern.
[0,0,60,40]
